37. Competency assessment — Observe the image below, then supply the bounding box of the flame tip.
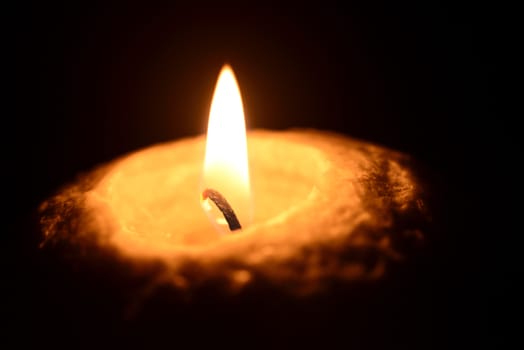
[219,63,235,75]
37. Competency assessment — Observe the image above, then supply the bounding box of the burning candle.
[40,64,428,300]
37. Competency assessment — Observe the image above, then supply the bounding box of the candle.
[40,64,428,302]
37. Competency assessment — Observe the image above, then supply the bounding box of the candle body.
[41,129,428,296]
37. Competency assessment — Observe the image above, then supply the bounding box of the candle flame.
[201,64,252,233]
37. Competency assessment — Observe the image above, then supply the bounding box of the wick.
[202,188,242,231]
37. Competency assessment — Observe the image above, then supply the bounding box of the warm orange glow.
[201,64,252,233]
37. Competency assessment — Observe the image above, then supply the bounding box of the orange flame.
[201,64,252,233]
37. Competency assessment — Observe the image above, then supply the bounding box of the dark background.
[10,1,500,349]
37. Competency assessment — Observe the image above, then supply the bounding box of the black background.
[10,1,500,349]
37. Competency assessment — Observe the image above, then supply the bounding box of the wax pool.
[40,129,428,295]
